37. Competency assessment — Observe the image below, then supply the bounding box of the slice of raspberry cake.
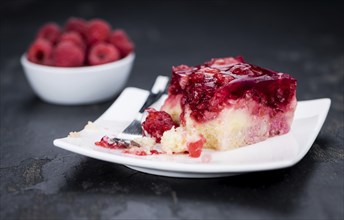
[148,56,297,154]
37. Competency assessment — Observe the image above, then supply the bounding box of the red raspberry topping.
[168,65,197,95]
[180,67,234,122]
[88,42,120,66]
[86,19,111,45]
[109,29,134,57]
[36,22,61,45]
[64,17,88,39]
[168,57,297,123]
[59,31,85,50]
[27,38,53,65]
[53,41,84,67]
[142,109,176,143]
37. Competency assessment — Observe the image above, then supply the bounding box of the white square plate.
[54,87,331,178]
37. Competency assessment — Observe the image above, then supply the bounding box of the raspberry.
[53,41,84,67]
[27,38,53,65]
[142,109,176,143]
[88,42,120,65]
[86,18,111,45]
[59,31,85,50]
[187,135,206,158]
[36,22,61,44]
[64,17,88,39]
[109,29,128,42]
[109,29,134,57]
[28,18,134,67]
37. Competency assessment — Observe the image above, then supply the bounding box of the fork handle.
[138,76,169,113]
[139,91,165,113]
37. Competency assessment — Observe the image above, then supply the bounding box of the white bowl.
[20,53,135,105]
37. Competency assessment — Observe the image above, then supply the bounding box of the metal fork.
[112,75,169,146]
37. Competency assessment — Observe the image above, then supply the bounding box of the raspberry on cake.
[142,108,177,143]
[139,109,206,157]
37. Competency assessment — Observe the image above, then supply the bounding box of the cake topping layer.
[168,57,297,123]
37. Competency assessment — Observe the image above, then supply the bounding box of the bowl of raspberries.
[21,17,135,105]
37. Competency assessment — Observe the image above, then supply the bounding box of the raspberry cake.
[142,56,297,156]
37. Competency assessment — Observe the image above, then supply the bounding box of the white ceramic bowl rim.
[21,52,135,74]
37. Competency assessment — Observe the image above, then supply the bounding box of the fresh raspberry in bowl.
[21,17,135,105]
[27,38,53,65]
[53,41,85,67]
[88,42,120,66]
[26,17,134,67]
[109,29,134,58]
[86,18,111,45]
[64,17,88,40]
[58,31,86,51]
[36,22,61,45]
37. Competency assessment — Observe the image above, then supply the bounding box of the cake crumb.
[68,131,80,138]
[84,121,98,130]
[131,137,156,149]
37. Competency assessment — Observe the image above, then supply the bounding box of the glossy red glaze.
[167,57,297,123]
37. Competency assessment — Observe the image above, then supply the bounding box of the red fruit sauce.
[96,136,162,156]
[95,136,127,149]
[168,56,297,123]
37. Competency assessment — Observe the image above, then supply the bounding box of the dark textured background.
[1,0,343,219]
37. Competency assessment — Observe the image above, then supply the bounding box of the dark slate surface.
[1,0,343,219]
